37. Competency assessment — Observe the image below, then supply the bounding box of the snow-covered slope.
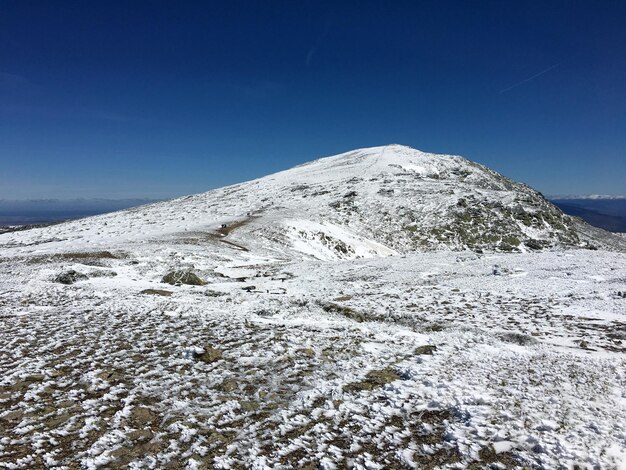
[1,144,623,261]
[1,145,625,469]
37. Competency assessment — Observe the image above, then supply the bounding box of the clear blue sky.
[1,0,625,199]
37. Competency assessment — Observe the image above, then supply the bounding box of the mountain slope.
[1,145,626,469]
[1,144,622,260]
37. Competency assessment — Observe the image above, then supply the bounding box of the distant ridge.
[551,197,626,233]
[0,198,161,225]
[549,194,626,200]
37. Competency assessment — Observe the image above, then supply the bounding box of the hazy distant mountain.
[0,198,161,225]
[551,198,626,233]
[550,194,626,200]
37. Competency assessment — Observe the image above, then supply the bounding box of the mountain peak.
[283,145,463,186]
[351,143,421,154]
[2,146,624,259]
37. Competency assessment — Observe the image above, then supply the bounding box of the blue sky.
[1,0,625,199]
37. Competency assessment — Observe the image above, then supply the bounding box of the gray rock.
[54,270,88,284]
[162,270,207,286]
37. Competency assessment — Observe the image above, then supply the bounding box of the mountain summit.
[1,145,622,259]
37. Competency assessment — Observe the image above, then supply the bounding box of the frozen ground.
[2,235,625,469]
[1,146,625,469]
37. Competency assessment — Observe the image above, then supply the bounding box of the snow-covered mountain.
[1,145,625,469]
[1,144,623,260]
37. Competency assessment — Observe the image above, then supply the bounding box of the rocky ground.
[1,245,625,469]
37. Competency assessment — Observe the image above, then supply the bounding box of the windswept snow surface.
[1,145,625,469]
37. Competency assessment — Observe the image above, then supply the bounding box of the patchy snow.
[0,145,625,468]
[283,219,397,260]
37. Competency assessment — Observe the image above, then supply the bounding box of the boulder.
[54,270,88,284]
[162,270,207,286]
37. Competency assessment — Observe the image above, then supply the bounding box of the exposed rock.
[218,378,238,392]
[130,406,159,426]
[54,270,88,284]
[127,429,153,442]
[45,413,71,428]
[60,251,117,259]
[162,270,207,286]
[344,367,401,392]
[525,239,546,250]
[87,269,118,278]
[499,333,538,346]
[239,400,259,412]
[414,345,437,355]
[97,369,125,383]
[198,346,223,363]
[322,302,369,322]
[140,288,173,296]
[298,347,315,358]
[204,290,225,297]
[333,294,353,301]
[1,410,24,423]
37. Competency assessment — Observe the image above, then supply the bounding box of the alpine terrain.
[1,145,625,469]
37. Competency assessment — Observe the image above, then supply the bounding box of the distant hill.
[551,199,626,233]
[2,144,625,255]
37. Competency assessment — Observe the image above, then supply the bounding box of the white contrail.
[306,18,332,67]
[499,62,561,94]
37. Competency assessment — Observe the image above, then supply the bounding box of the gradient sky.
[1,0,625,199]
